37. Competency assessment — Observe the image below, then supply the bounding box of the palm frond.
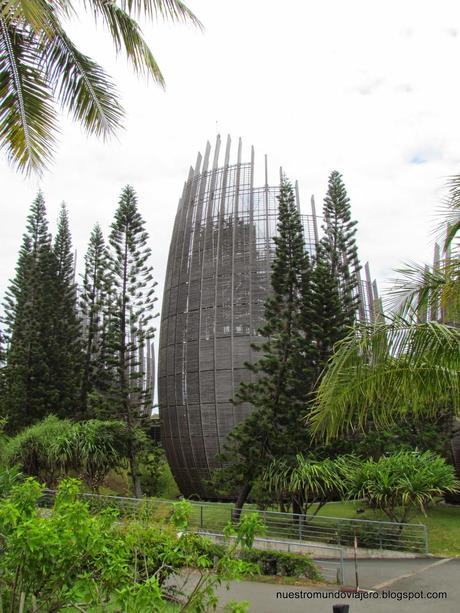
[435,174,460,251]
[387,258,460,321]
[0,15,58,174]
[1,0,74,30]
[88,1,165,83]
[42,21,124,137]
[309,320,460,441]
[118,0,202,27]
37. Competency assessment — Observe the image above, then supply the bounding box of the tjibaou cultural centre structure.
[158,136,379,499]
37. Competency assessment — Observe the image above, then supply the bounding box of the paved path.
[215,558,460,612]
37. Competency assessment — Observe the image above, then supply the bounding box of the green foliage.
[0,476,257,612]
[0,466,23,497]
[241,549,322,580]
[170,498,193,532]
[1,196,84,429]
[263,455,355,516]
[317,170,360,334]
[79,223,115,419]
[311,188,459,441]
[224,600,251,613]
[308,411,454,464]
[311,319,460,440]
[223,512,266,550]
[1,193,61,431]
[50,204,82,418]
[142,448,181,499]
[0,0,201,175]
[4,416,138,491]
[4,415,74,486]
[52,419,131,491]
[219,178,318,505]
[218,173,363,509]
[137,440,170,497]
[108,185,158,498]
[193,535,321,581]
[345,451,460,524]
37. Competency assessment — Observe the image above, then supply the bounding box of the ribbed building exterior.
[158,136,378,499]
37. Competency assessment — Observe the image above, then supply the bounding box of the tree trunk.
[292,498,303,521]
[232,482,252,522]
[129,445,143,498]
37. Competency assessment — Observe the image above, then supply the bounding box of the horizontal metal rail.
[40,490,428,554]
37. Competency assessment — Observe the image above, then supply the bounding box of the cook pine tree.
[219,178,319,512]
[1,193,58,430]
[79,223,115,418]
[108,185,157,498]
[313,170,361,370]
[51,204,82,418]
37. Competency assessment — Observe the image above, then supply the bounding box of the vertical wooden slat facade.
[159,138,375,498]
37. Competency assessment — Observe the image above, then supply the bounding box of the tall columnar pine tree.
[108,185,157,497]
[220,178,319,510]
[79,224,116,418]
[313,170,361,370]
[0,328,6,407]
[1,193,58,431]
[51,204,82,418]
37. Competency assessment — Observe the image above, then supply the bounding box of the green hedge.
[241,549,322,580]
[196,539,321,580]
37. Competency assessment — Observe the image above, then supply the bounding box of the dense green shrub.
[51,419,131,491]
[0,478,260,611]
[4,415,74,486]
[4,416,144,492]
[345,450,460,524]
[193,539,321,580]
[241,549,321,580]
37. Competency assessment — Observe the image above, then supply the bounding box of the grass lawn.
[316,500,460,557]
[168,498,460,558]
[414,504,460,557]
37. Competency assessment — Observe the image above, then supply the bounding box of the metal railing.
[199,531,344,585]
[40,490,428,554]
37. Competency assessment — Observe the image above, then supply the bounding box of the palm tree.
[309,176,460,441]
[0,0,201,175]
[263,455,351,517]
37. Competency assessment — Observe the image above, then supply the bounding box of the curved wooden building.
[158,136,376,499]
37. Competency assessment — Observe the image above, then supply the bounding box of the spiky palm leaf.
[345,451,459,523]
[388,257,460,322]
[310,319,460,441]
[436,174,460,251]
[42,21,124,137]
[263,454,350,512]
[388,175,460,320]
[0,0,201,174]
[0,14,58,172]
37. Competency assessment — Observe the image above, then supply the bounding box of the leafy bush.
[0,478,261,611]
[242,549,321,579]
[51,419,131,491]
[193,537,322,580]
[4,415,73,486]
[345,450,460,524]
[4,416,141,492]
[0,466,23,498]
[144,453,181,499]
[263,454,358,515]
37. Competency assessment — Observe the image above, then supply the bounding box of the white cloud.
[1,0,460,320]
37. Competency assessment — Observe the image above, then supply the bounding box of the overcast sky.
[2,0,460,316]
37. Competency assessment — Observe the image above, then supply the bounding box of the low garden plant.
[0,476,295,611]
[345,450,460,525]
